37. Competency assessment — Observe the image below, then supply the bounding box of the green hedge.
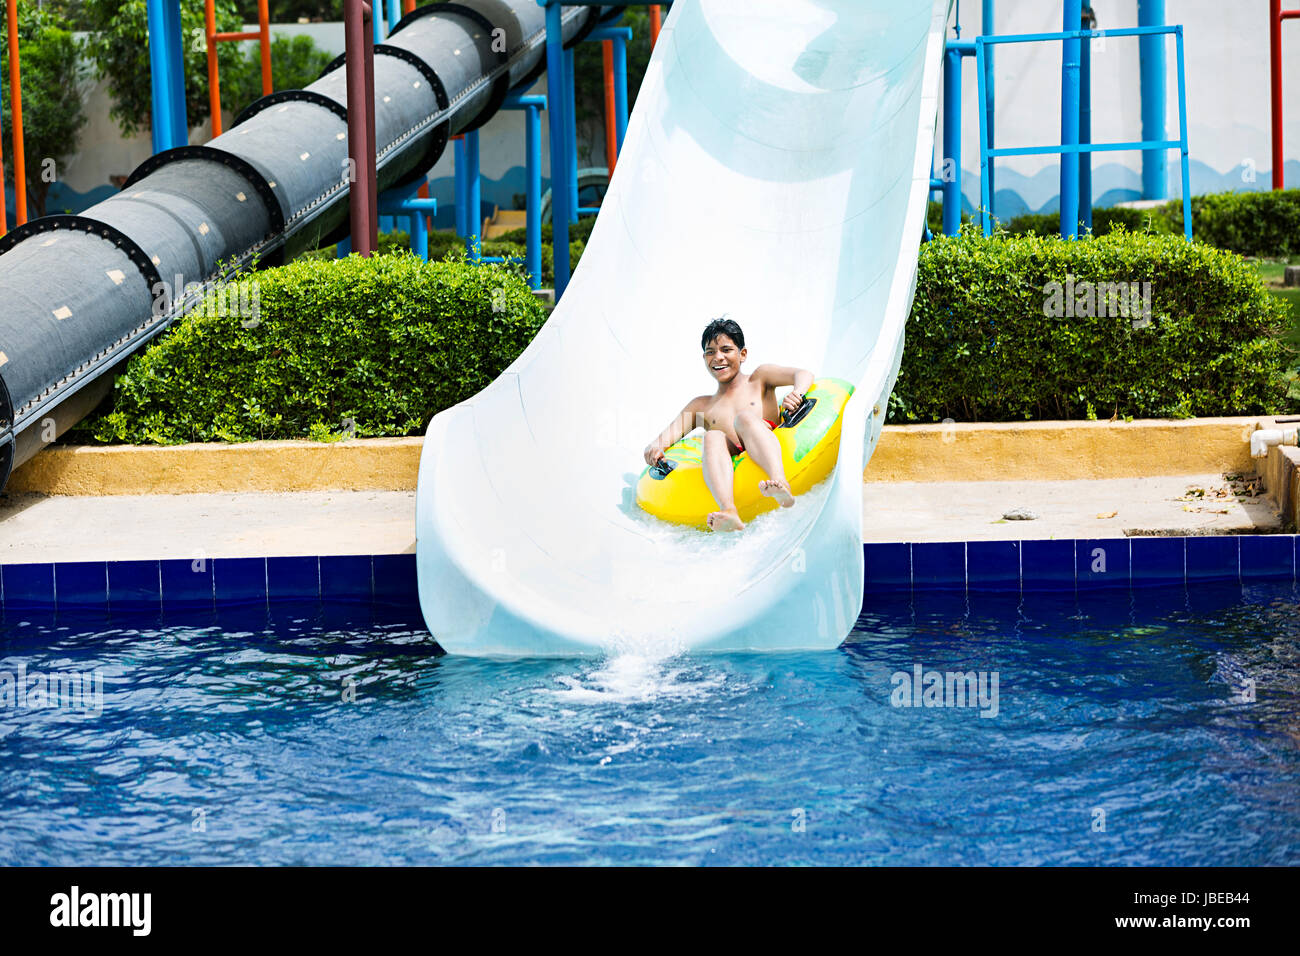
[1002,205,1176,239]
[1162,189,1300,257]
[891,226,1292,423]
[77,250,548,444]
[1000,190,1300,255]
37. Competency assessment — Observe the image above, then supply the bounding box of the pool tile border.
[0,535,1295,615]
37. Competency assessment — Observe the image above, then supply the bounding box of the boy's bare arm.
[644,396,708,465]
[754,364,815,412]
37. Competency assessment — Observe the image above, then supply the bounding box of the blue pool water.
[1,583,1297,866]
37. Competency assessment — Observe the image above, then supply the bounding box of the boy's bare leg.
[702,430,744,532]
[735,411,795,508]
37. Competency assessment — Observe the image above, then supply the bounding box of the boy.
[643,318,815,532]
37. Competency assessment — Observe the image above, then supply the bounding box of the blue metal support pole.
[564,47,580,224]
[524,97,544,288]
[1080,9,1093,232]
[1060,0,1082,239]
[453,136,467,237]
[612,30,630,150]
[942,45,963,235]
[1137,0,1168,200]
[337,235,351,257]
[543,2,571,298]
[976,40,992,236]
[477,92,547,289]
[378,190,437,259]
[467,128,482,257]
[1175,26,1192,240]
[146,0,189,153]
[982,0,995,220]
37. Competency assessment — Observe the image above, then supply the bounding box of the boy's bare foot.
[707,509,745,532]
[759,478,796,508]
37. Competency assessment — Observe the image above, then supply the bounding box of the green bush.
[1161,189,1300,257]
[891,226,1292,423]
[77,250,548,444]
[495,216,598,246]
[1002,205,1176,239]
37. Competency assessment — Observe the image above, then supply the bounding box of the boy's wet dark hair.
[701,317,745,351]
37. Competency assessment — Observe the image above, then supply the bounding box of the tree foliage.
[0,3,88,217]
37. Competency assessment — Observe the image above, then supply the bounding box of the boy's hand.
[781,390,806,414]
[644,442,666,466]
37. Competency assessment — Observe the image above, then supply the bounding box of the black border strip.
[232,88,348,128]
[119,145,286,236]
[388,2,510,133]
[375,44,454,187]
[0,215,165,313]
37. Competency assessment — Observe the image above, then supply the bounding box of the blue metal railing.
[974,24,1192,240]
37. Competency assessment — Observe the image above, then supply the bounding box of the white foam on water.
[549,651,730,706]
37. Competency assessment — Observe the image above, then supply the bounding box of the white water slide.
[416,0,952,656]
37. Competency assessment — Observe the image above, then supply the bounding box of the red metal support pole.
[257,0,272,96]
[345,0,378,256]
[602,40,618,175]
[1272,0,1285,189]
[205,0,223,136]
[650,5,662,48]
[6,0,26,226]
[0,88,8,236]
[1271,3,1300,189]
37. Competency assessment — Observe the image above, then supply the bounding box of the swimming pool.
[1,582,1296,866]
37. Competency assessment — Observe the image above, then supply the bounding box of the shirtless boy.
[642,317,815,532]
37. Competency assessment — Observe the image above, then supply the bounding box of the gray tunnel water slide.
[0,1,620,489]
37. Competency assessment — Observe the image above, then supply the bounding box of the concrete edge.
[4,416,1282,496]
[867,416,1274,482]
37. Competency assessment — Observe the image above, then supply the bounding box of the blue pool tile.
[1131,583,1188,621]
[1076,538,1130,590]
[855,592,913,631]
[1020,539,1076,592]
[1238,534,1294,582]
[912,589,969,622]
[910,541,966,590]
[1076,585,1134,631]
[214,557,267,606]
[862,543,910,592]
[2,563,55,609]
[1130,536,1185,584]
[966,540,1021,592]
[1187,579,1243,615]
[373,553,418,607]
[267,556,320,602]
[108,560,162,611]
[160,558,214,608]
[1186,535,1239,583]
[320,555,373,603]
[967,590,1023,625]
[54,561,109,609]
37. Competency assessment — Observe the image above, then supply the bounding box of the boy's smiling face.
[703,333,745,385]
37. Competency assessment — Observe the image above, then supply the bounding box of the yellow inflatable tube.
[636,378,855,526]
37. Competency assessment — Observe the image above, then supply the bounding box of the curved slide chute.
[416,0,952,656]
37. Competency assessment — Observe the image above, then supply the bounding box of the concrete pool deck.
[0,415,1294,563]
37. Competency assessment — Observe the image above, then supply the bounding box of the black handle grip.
[779,395,817,429]
[649,457,676,479]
